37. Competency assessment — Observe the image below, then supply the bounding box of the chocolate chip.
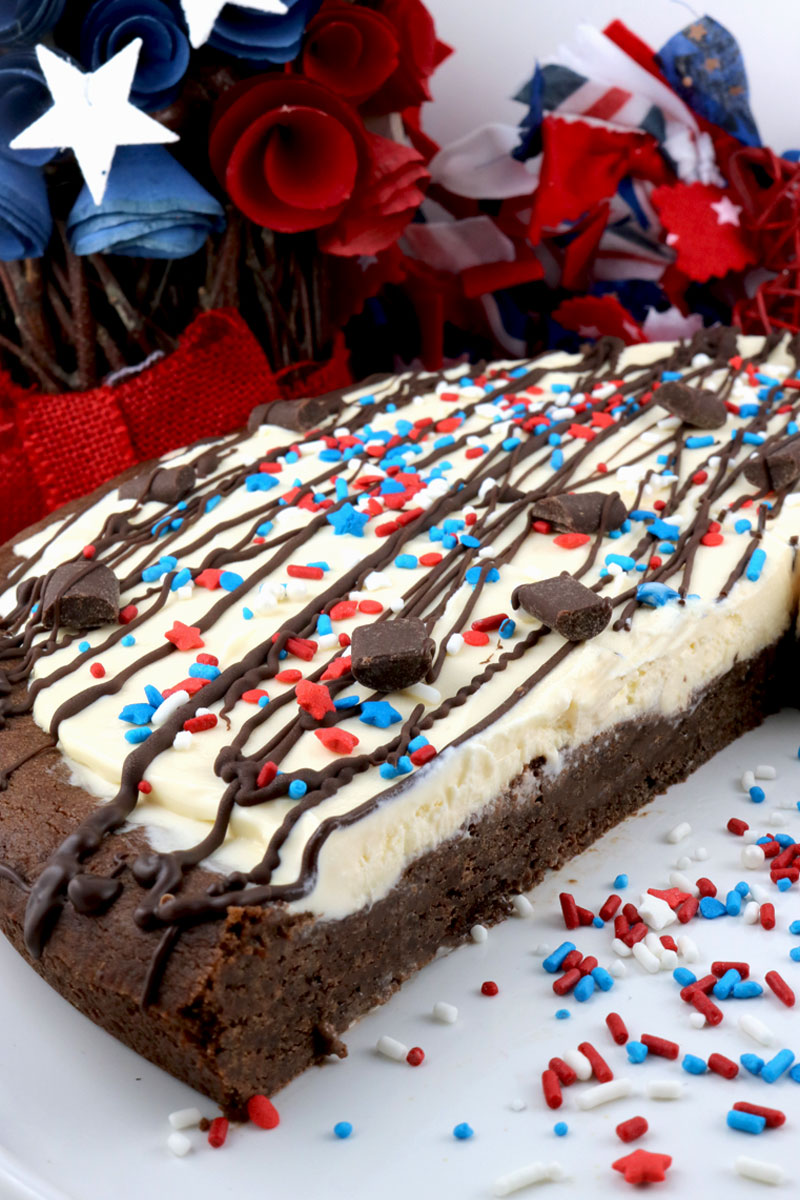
[67,873,122,915]
[512,575,612,641]
[351,618,434,691]
[195,450,220,477]
[743,441,800,491]
[248,391,344,435]
[41,562,120,629]
[655,381,727,429]
[529,491,627,533]
[119,465,195,505]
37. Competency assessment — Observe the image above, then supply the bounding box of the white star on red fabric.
[10,41,177,206]
[710,195,743,227]
[179,0,289,49]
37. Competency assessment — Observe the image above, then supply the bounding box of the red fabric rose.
[209,75,428,256]
[362,0,451,116]
[301,2,400,106]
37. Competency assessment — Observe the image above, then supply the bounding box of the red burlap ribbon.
[0,308,352,545]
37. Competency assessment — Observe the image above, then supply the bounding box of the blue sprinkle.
[408,736,428,753]
[673,967,696,988]
[380,762,399,780]
[169,518,183,532]
[548,433,562,446]
[499,618,516,639]
[605,554,635,571]
[741,1053,765,1076]
[682,1054,707,1075]
[258,695,269,707]
[170,568,191,592]
[661,370,683,382]
[735,518,752,534]
[555,1009,570,1021]
[735,881,750,896]
[789,421,799,435]
[543,942,576,974]
[334,695,360,710]
[749,786,766,804]
[630,509,656,522]
[790,947,800,964]
[738,404,760,417]
[648,518,681,541]
[442,534,458,550]
[144,685,163,708]
[686,435,715,450]
[777,877,793,892]
[614,874,628,890]
[434,435,455,450]
[316,614,333,636]
[397,755,413,774]
[189,662,220,681]
[746,549,767,583]
[658,541,677,554]
[460,535,481,549]
[380,479,405,495]
[637,582,680,607]
[591,966,614,992]
[626,1042,648,1065]
[205,495,221,513]
[285,451,299,464]
[319,449,342,462]
[502,437,521,452]
[334,1122,353,1139]
[360,701,402,729]
[592,916,605,929]
[78,640,90,653]
[395,554,418,569]
[776,834,796,847]
[713,968,741,999]
[335,478,349,502]
[761,1048,794,1083]
[220,571,243,591]
[550,449,564,470]
[121,634,135,647]
[118,703,155,725]
[554,1122,568,1137]
[733,981,763,998]
[790,1064,800,1083]
[245,473,279,492]
[326,503,370,538]
[453,1123,473,1141]
[465,565,500,585]
[124,728,151,744]
[551,382,572,393]
[574,976,595,1003]
[308,561,329,572]
[726,890,743,916]
[727,1110,766,1135]
[288,780,308,800]
[443,518,465,534]
[742,431,765,446]
[789,920,800,935]
[699,896,727,919]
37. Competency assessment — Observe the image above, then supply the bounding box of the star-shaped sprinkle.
[326,502,370,538]
[179,0,289,49]
[711,195,742,226]
[10,41,177,206]
[165,621,205,652]
[612,1150,673,1185]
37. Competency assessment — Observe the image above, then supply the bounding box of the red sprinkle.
[559,892,579,930]
[708,1053,739,1079]
[553,969,581,997]
[82,544,95,558]
[680,975,716,1001]
[406,1047,425,1067]
[481,980,499,997]
[760,903,776,931]
[554,532,591,549]
[287,565,324,580]
[732,1102,785,1128]
[616,1116,648,1144]
[677,896,699,923]
[561,950,583,971]
[295,680,334,720]
[578,1041,614,1082]
[164,621,204,652]
[247,1095,280,1130]
[472,613,507,632]
[542,1069,563,1110]
[119,604,138,624]
[614,915,630,940]
[622,903,641,924]
[463,630,490,646]
[256,761,277,789]
[606,1012,629,1045]
[548,1057,577,1086]
[242,688,269,704]
[89,662,105,678]
[196,653,218,666]
[576,906,595,927]
[208,1117,229,1148]
[420,552,443,567]
[641,1034,679,1060]
[578,956,599,976]
[696,877,717,898]
[727,817,749,836]
[330,600,358,621]
[532,520,551,534]
[314,727,359,755]
[660,936,678,953]
[358,600,383,615]
[137,780,152,794]
[599,894,622,922]
[711,961,750,980]
[625,922,648,947]
[409,744,437,766]
[275,669,303,683]
[765,970,795,1007]
[184,713,218,734]
[691,992,723,1026]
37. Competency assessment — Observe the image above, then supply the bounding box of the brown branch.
[65,237,97,390]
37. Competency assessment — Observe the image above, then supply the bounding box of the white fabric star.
[10,41,177,206]
[180,0,289,49]
[711,195,743,227]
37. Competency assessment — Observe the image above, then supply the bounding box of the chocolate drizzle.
[1,327,798,1004]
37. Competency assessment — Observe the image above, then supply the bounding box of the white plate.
[2,712,799,1199]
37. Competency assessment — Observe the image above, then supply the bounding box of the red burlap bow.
[0,308,351,545]
[729,147,800,335]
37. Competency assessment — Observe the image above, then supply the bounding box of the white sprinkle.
[769,810,787,827]
[389,596,405,614]
[689,1012,706,1029]
[286,579,308,602]
[741,770,756,792]
[693,846,709,861]
[612,938,632,958]
[755,764,777,780]
[364,570,391,591]
[749,883,769,904]
[734,1156,784,1186]
[646,1080,684,1100]
[677,935,699,963]
[660,949,678,972]
[644,932,664,958]
[478,476,499,500]
[376,1035,408,1062]
[167,1132,192,1157]
[195,708,212,718]
[641,430,665,445]
[743,900,760,924]
[317,633,339,650]
[477,543,496,558]
[255,586,279,614]
[610,960,627,979]
[168,1108,202,1130]
[493,1161,565,1195]
[172,730,193,751]
[607,561,623,578]
[738,1014,776,1047]
[742,845,766,869]
[446,633,464,656]
[151,690,190,727]
[666,821,691,844]
[333,426,350,438]
[509,1099,527,1113]
[674,855,692,871]
[638,894,676,931]
[470,924,488,944]
[534,943,552,957]
[433,1001,458,1024]
[576,1079,633,1110]
[669,870,698,896]
[743,829,760,844]
[177,584,193,601]
[785,491,800,508]
[563,1050,592,1082]
[512,894,534,918]
[632,941,661,974]
[657,414,683,429]
[403,681,442,706]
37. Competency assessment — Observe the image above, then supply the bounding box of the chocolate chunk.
[67,874,121,915]
[529,491,627,534]
[512,575,612,641]
[498,484,527,503]
[351,618,434,691]
[248,391,344,435]
[119,464,195,505]
[655,382,727,429]
[743,442,800,491]
[195,450,220,477]
[41,562,120,629]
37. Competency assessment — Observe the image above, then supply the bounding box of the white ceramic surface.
[2,712,800,1199]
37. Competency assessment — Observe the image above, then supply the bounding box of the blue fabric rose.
[0,50,54,258]
[66,144,225,258]
[0,0,65,45]
[81,0,191,111]
[208,0,320,63]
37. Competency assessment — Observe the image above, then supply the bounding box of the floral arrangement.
[402,14,800,364]
[0,0,449,392]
